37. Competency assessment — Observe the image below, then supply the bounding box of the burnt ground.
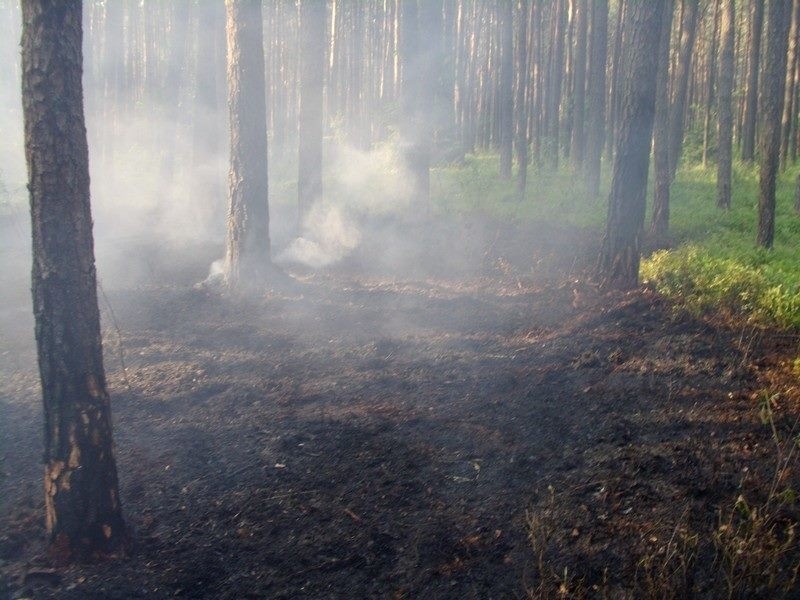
[1,218,799,599]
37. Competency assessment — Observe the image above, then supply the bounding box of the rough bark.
[21,0,126,561]
[717,0,735,209]
[741,0,764,162]
[224,0,271,287]
[651,0,676,235]
[585,0,608,198]
[298,0,326,225]
[598,0,666,289]
[757,0,792,248]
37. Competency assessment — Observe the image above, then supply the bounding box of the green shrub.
[641,246,800,328]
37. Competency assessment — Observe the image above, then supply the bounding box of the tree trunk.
[585,0,608,198]
[780,0,800,169]
[668,0,699,179]
[298,0,326,225]
[741,0,764,162]
[717,0,735,209]
[21,0,126,561]
[606,1,625,158]
[515,0,530,194]
[757,0,792,248]
[499,0,514,179]
[545,0,567,169]
[598,0,666,289]
[225,0,272,286]
[651,0,676,236]
[399,0,431,208]
[702,0,721,168]
[571,0,588,168]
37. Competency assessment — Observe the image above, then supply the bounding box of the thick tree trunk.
[298,0,326,225]
[21,0,126,561]
[668,0,699,179]
[651,0,676,235]
[717,0,735,209]
[225,0,271,286]
[598,0,666,289]
[499,0,514,180]
[585,0,608,198]
[741,0,764,162]
[757,0,792,248]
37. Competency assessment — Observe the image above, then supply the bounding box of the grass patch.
[641,164,800,329]
[431,153,800,329]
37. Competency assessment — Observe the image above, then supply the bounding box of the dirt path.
[0,222,788,598]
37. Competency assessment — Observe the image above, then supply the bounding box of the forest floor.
[1,217,799,598]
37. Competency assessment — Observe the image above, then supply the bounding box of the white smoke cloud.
[277,202,361,269]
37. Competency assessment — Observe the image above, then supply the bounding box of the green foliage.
[430,150,800,330]
[641,163,800,329]
[432,153,608,228]
[640,247,800,328]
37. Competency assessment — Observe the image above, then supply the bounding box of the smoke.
[88,110,227,246]
[0,2,24,213]
[276,139,415,270]
[277,202,361,269]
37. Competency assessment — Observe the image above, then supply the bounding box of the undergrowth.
[432,154,800,330]
[525,394,800,598]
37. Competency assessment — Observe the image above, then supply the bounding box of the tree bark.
[598,0,666,289]
[515,0,530,194]
[298,0,326,225]
[717,0,735,209]
[224,0,272,286]
[741,0,764,162]
[21,0,126,561]
[668,0,699,179]
[499,0,514,179]
[399,0,431,208]
[780,0,800,169]
[606,1,625,158]
[585,0,608,198]
[702,0,721,168]
[651,0,676,235]
[544,0,567,169]
[571,0,588,168]
[757,0,792,248]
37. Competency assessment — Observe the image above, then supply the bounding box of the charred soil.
[1,220,798,598]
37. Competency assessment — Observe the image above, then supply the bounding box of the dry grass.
[527,394,800,598]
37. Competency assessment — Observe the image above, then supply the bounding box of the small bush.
[641,247,800,329]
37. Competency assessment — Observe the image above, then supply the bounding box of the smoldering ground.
[6,1,800,597]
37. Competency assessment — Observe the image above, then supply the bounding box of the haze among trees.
[3,0,800,597]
